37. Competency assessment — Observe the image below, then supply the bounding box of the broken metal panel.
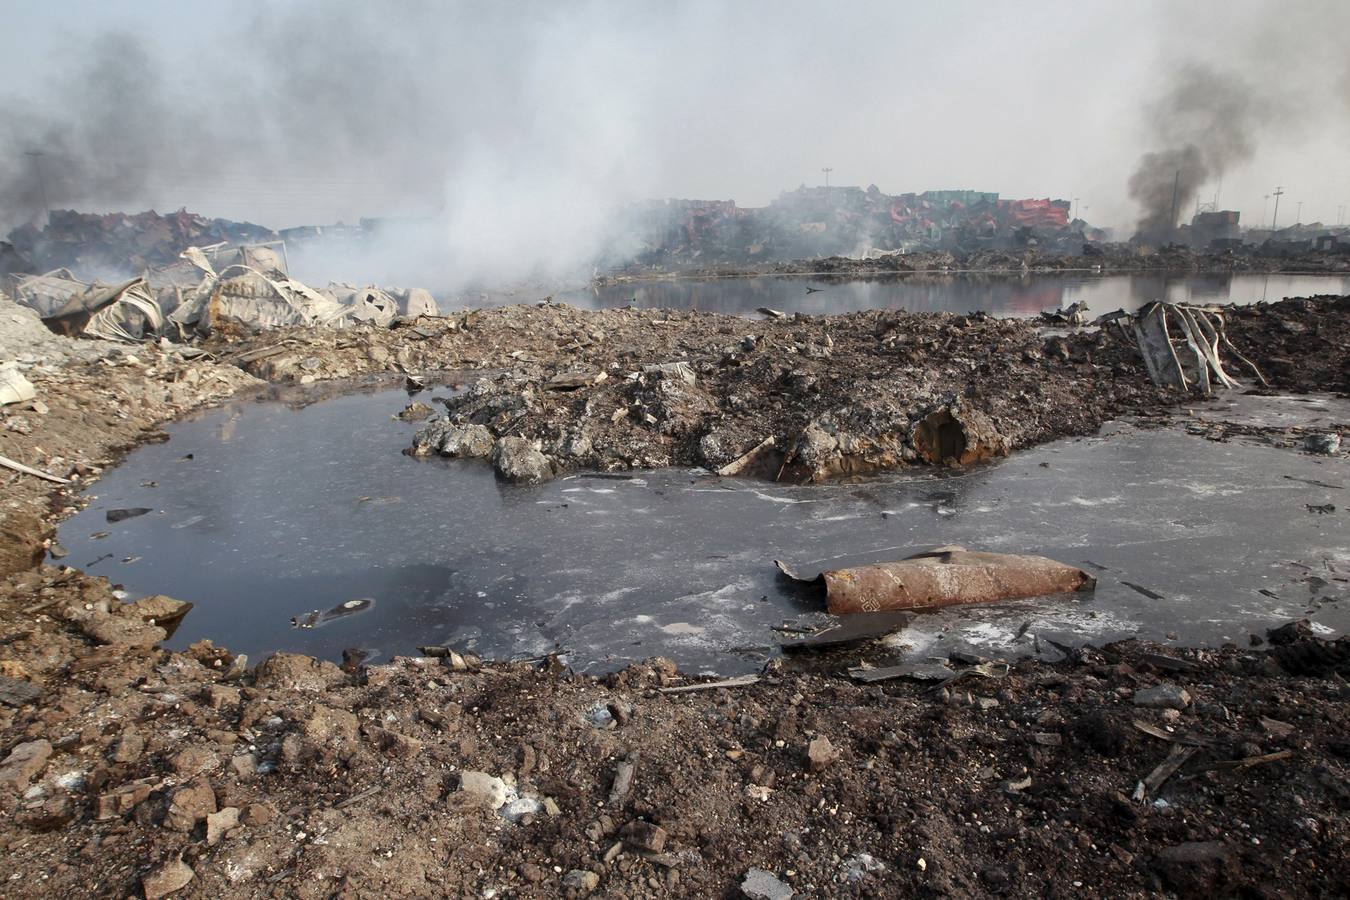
[780,611,912,651]
[1172,305,1212,394]
[1114,301,1267,395]
[183,265,350,334]
[777,545,1095,614]
[346,288,398,326]
[399,288,438,318]
[10,269,87,317]
[42,277,163,343]
[1132,302,1188,391]
[1174,306,1237,390]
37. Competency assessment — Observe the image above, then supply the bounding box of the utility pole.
[1168,169,1181,237]
[821,167,833,189]
[1271,186,1284,230]
[24,151,51,226]
[1295,200,1302,224]
[1338,205,1345,226]
[1072,197,1080,220]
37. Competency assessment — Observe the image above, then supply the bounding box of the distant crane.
[821,167,833,188]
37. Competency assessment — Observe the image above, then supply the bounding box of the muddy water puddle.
[59,386,1348,674]
[546,272,1350,318]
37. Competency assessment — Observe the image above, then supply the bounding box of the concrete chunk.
[1134,683,1192,711]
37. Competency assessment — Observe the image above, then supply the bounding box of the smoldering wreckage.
[0,213,1349,899]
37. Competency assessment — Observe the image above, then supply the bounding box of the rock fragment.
[609,752,638,804]
[75,611,166,648]
[364,725,423,759]
[439,423,494,458]
[253,652,345,692]
[621,818,668,852]
[807,736,839,772]
[491,436,554,484]
[742,867,794,899]
[96,778,157,819]
[562,869,600,895]
[117,594,192,626]
[206,806,240,845]
[303,705,359,744]
[142,857,195,899]
[169,746,220,776]
[15,794,74,831]
[164,777,217,831]
[501,796,544,823]
[0,675,41,707]
[1134,684,1192,711]
[396,401,435,421]
[112,727,144,764]
[457,771,508,810]
[0,739,52,794]
[1304,432,1341,455]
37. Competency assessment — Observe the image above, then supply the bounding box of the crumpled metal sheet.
[11,268,87,317]
[1107,301,1267,395]
[346,288,398,326]
[43,277,163,343]
[776,545,1095,614]
[399,288,438,318]
[173,264,350,334]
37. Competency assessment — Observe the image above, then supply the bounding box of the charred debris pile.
[3,215,438,345]
[390,295,1345,485]
[1,208,278,279]
[1,561,1348,897]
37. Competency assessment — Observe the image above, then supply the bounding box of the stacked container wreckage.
[5,246,441,344]
[618,186,1106,264]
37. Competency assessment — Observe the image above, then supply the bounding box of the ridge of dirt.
[199,294,1346,483]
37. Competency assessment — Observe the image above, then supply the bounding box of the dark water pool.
[59,387,1348,674]
[532,272,1350,318]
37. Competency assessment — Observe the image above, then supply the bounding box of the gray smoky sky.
[2,0,1348,286]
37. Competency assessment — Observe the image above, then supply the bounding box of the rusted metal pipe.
[776,545,1095,614]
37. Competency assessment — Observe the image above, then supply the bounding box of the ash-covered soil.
[0,563,1347,898]
[0,293,1345,898]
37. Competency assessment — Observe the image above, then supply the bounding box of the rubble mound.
[387,304,1161,481]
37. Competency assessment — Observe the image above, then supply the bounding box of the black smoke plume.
[1128,64,1264,242]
